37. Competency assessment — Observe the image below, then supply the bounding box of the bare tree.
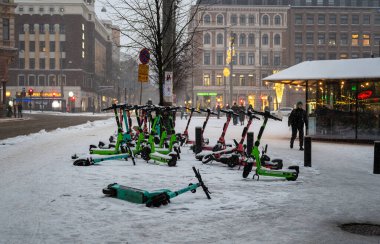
[103,0,205,105]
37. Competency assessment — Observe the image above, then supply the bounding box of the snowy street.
[0,115,379,244]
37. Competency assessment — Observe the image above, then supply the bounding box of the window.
[59,7,64,12]
[231,14,237,25]
[2,18,10,41]
[306,33,314,44]
[49,7,54,12]
[340,15,348,24]
[306,53,314,61]
[38,75,45,86]
[29,24,35,34]
[328,0,335,5]
[240,15,246,25]
[307,15,314,25]
[273,34,280,45]
[216,52,223,65]
[328,33,336,46]
[217,33,223,45]
[29,7,34,12]
[19,58,25,69]
[216,75,223,86]
[328,53,337,60]
[340,33,348,45]
[317,53,326,60]
[50,58,55,69]
[274,15,281,25]
[340,53,348,59]
[59,24,65,34]
[363,53,371,58]
[318,33,325,45]
[363,34,370,46]
[262,54,269,65]
[48,75,56,86]
[204,33,211,44]
[204,14,211,24]
[29,76,35,86]
[306,0,312,5]
[39,41,45,51]
[19,7,24,12]
[204,52,210,65]
[239,75,246,86]
[351,53,359,59]
[88,13,92,20]
[352,15,359,24]
[317,0,323,5]
[50,41,55,52]
[39,7,44,12]
[20,24,25,34]
[248,34,255,46]
[295,33,302,44]
[248,53,255,65]
[18,75,25,86]
[273,54,281,66]
[30,41,35,52]
[239,34,246,46]
[376,16,380,25]
[329,14,337,24]
[262,34,269,45]
[248,15,255,25]
[49,24,55,34]
[232,55,237,65]
[239,53,246,65]
[295,14,303,24]
[19,41,25,51]
[295,53,303,64]
[263,15,269,25]
[217,14,223,25]
[30,59,35,69]
[248,75,255,86]
[318,14,325,24]
[363,15,370,25]
[60,41,65,52]
[39,58,45,69]
[203,74,210,86]
[351,33,359,46]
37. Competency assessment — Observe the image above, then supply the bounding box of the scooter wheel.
[189,183,196,193]
[288,165,300,174]
[73,159,91,166]
[141,147,151,162]
[286,173,298,181]
[227,156,239,168]
[242,163,253,178]
[102,187,117,197]
[202,154,213,164]
[168,157,177,167]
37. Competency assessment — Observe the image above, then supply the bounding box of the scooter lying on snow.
[103,167,211,207]
[73,152,135,166]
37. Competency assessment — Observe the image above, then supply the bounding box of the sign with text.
[164,71,173,102]
[138,64,149,82]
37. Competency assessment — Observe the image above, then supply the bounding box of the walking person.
[239,103,245,125]
[13,103,17,118]
[216,104,221,119]
[231,102,239,125]
[17,102,23,118]
[288,101,308,151]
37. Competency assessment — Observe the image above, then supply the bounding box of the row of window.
[203,52,282,66]
[294,33,371,46]
[18,58,67,70]
[17,74,66,87]
[204,33,281,46]
[203,13,282,26]
[294,52,374,63]
[20,24,65,34]
[17,6,65,13]
[19,41,65,52]
[202,74,257,87]
[294,13,380,25]
[293,0,380,7]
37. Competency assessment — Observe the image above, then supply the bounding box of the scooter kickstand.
[253,173,259,181]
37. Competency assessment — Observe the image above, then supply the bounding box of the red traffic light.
[70,96,76,101]
[28,88,34,96]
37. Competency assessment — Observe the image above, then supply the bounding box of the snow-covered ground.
[0,115,378,244]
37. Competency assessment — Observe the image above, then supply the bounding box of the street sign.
[138,64,149,82]
[164,71,173,98]
[139,48,150,64]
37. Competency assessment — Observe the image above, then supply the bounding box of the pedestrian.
[216,104,221,119]
[239,103,245,125]
[231,102,239,125]
[146,98,153,105]
[13,103,17,118]
[288,101,308,151]
[247,104,253,112]
[180,106,184,120]
[17,102,23,118]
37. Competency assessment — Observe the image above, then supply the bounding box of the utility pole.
[229,33,235,106]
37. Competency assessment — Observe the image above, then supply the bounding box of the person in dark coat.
[216,104,221,119]
[17,103,23,118]
[288,101,308,150]
[239,103,245,125]
[231,102,239,125]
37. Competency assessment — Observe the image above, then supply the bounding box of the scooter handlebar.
[102,103,117,111]
[249,109,282,121]
[185,107,201,113]
[192,167,211,199]
[220,109,239,116]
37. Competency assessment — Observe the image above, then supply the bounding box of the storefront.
[264,58,380,142]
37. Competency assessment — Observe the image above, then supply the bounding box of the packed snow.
[0,114,378,244]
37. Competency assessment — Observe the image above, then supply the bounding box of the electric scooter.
[103,167,211,207]
[242,110,299,181]
[177,107,201,146]
[191,108,218,153]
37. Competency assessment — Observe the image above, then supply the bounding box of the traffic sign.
[139,48,150,64]
[138,64,149,82]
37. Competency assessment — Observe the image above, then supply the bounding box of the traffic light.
[28,88,34,96]
[70,96,76,102]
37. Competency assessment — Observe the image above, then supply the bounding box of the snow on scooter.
[103,167,211,207]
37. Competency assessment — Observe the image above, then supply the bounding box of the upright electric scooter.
[177,107,201,146]
[191,108,218,153]
[242,110,299,181]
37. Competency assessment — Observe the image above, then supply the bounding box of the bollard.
[374,141,380,174]
[194,127,202,154]
[247,132,254,156]
[304,136,312,167]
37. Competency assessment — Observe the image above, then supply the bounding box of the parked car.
[271,107,293,118]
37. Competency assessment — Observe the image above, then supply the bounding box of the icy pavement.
[0,116,378,244]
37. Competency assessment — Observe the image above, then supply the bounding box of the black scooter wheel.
[227,156,239,168]
[242,163,253,178]
[102,187,117,197]
[73,159,91,166]
[168,156,177,167]
[141,147,151,162]
[202,154,213,164]
[286,173,298,181]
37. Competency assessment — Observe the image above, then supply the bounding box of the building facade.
[7,0,120,112]
[191,0,380,110]
[0,0,18,116]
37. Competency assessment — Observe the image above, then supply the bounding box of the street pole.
[139,81,143,105]
[60,42,64,113]
[229,33,235,106]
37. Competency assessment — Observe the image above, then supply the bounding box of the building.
[190,0,380,110]
[7,0,120,112]
[0,0,18,117]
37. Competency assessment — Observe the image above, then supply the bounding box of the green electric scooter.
[242,110,299,181]
[103,167,211,207]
